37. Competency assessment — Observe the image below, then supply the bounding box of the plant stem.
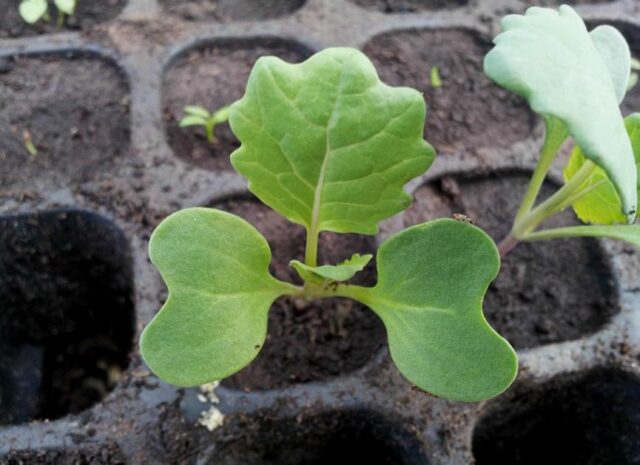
[205,122,216,144]
[514,117,568,224]
[523,226,602,242]
[512,160,596,238]
[305,227,318,267]
[497,234,519,258]
[56,11,65,28]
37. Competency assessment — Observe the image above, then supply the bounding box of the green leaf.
[179,115,207,127]
[213,105,231,124]
[18,0,47,24]
[563,113,640,224]
[347,219,517,401]
[484,5,637,223]
[54,0,76,15]
[290,253,373,283]
[184,105,211,118]
[140,208,293,386]
[229,47,434,236]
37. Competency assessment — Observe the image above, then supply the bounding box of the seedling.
[483,5,640,256]
[179,105,230,144]
[141,47,517,402]
[22,129,37,157]
[18,0,77,27]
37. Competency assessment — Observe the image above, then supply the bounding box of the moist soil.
[163,40,311,172]
[158,0,305,22]
[0,442,126,465]
[472,368,640,465]
[364,30,535,156]
[211,196,385,391]
[0,210,135,425]
[404,172,618,350]
[0,0,126,38]
[348,0,467,13]
[0,54,130,193]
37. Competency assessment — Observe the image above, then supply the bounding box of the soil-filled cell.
[363,29,535,155]
[163,39,311,171]
[404,172,617,349]
[0,0,126,38]
[348,0,467,13]
[211,410,428,465]
[0,54,130,192]
[473,369,640,465]
[159,0,305,22]
[1,443,127,465]
[210,197,385,390]
[0,210,135,425]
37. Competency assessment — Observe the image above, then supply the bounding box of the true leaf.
[563,113,640,224]
[18,0,47,24]
[345,219,517,401]
[54,0,76,15]
[229,47,434,236]
[290,253,372,283]
[140,208,294,386]
[484,5,637,222]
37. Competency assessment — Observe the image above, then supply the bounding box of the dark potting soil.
[0,442,126,465]
[163,40,311,172]
[404,172,618,350]
[211,410,428,465]
[348,0,467,13]
[210,196,385,390]
[158,0,305,22]
[0,210,135,425]
[472,368,640,465]
[0,54,130,192]
[0,0,126,38]
[364,30,535,156]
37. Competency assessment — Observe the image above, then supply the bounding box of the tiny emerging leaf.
[179,115,208,128]
[290,253,373,283]
[564,114,640,225]
[229,47,434,236]
[18,0,48,24]
[484,5,637,222]
[184,105,211,118]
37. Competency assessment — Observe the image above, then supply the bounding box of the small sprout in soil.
[140,47,518,402]
[179,104,230,144]
[22,129,37,157]
[430,65,443,88]
[18,0,77,27]
[484,5,640,256]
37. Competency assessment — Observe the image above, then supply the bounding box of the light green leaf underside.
[291,253,373,283]
[484,5,637,222]
[179,115,207,127]
[229,47,434,235]
[19,0,47,23]
[348,219,517,402]
[140,208,293,386]
[564,113,640,224]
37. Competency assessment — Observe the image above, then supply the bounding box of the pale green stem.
[305,227,319,267]
[512,160,596,238]
[523,226,604,242]
[514,117,569,224]
[551,179,607,215]
[205,121,217,144]
[56,11,65,28]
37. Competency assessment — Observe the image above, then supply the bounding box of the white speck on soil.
[197,381,224,431]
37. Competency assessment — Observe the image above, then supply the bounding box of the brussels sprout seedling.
[179,105,230,144]
[484,5,640,256]
[141,47,518,402]
[18,0,77,27]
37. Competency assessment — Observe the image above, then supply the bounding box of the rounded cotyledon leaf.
[18,0,48,24]
[484,5,637,223]
[229,47,434,236]
[140,208,295,386]
[343,219,517,401]
[563,113,640,225]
